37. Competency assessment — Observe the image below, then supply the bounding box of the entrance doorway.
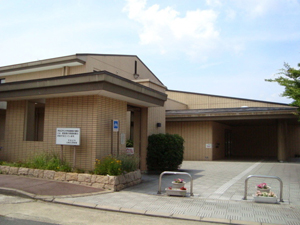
[225,129,232,157]
[127,105,141,158]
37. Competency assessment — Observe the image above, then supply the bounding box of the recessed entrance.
[225,129,232,157]
[127,105,141,158]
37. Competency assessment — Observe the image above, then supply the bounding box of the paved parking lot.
[56,160,300,225]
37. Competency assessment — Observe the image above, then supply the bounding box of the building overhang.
[166,107,299,122]
[0,55,86,76]
[0,71,167,107]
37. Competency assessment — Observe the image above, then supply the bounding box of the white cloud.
[206,0,223,7]
[225,8,236,20]
[229,0,300,18]
[198,61,224,69]
[123,0,219,60]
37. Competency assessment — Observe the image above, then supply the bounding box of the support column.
[140,108,148,171]
[133,109,141,159]
[278,120,287,162]
[25,101,35,141]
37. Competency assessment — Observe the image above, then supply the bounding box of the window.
[0,78,5,84]
[0,108,6,140]
[0,101,7,140]
[25,100,45,141]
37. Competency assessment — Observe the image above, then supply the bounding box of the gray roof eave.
[0,71,167,107]
[166,107,298,119]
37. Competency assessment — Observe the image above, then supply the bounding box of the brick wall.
[166,121,213,160]
[0,95,127,171]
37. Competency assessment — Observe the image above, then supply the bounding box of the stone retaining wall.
[0,166,142,191]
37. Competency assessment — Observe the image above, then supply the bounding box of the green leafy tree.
[266,62,300,115]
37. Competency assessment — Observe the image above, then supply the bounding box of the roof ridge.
[167,89,290,106]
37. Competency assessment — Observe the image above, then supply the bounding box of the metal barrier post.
[157,171,194,196]
[243,175,284,202]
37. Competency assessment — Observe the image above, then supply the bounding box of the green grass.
[0,151,72,172]
[27,151,72,172]
[1,152,140,175]
[0,161,24,167]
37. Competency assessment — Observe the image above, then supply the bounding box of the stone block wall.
[0,166,142,191]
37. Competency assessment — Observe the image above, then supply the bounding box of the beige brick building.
[0,54,299,171]
[0,54,167,171]
[165,90,300,162]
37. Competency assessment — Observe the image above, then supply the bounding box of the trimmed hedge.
[147,133,184,171]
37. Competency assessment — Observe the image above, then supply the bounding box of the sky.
[1,0,300,104]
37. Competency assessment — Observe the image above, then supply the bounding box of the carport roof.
[166,107,298,121]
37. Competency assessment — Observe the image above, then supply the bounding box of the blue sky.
[1,0,300,104]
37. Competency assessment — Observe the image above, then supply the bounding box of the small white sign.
[206,143,212,148]
[126,147,134,155]
[56,128,80,146]
[113,120,119,132]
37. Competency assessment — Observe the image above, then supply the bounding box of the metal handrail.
[243,175,284,202]
[157,171,193,196]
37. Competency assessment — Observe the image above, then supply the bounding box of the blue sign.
[113,120,119,132]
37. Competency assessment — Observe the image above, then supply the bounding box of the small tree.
[266,62,300,116]
[146,133,184,172]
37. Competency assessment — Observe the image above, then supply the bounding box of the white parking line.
[213,162,261,194]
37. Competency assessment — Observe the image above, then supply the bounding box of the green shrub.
[94,154,139,176]
[0,161,24,167]
[126,139,133,147]
[146,133,184,172]
[117,154,139,173]
[0,152,72,172]
[73,168,85,173]
[94,155,122,176]
[27,151,72,172]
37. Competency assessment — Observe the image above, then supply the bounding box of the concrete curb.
[50,197,266,225]
[0,187,37,199]
[0,186,112,201]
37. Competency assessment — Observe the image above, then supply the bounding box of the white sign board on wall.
[56,128,80,146]
[206,143,212,148]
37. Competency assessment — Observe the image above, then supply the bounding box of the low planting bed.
[0,165,141,191]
